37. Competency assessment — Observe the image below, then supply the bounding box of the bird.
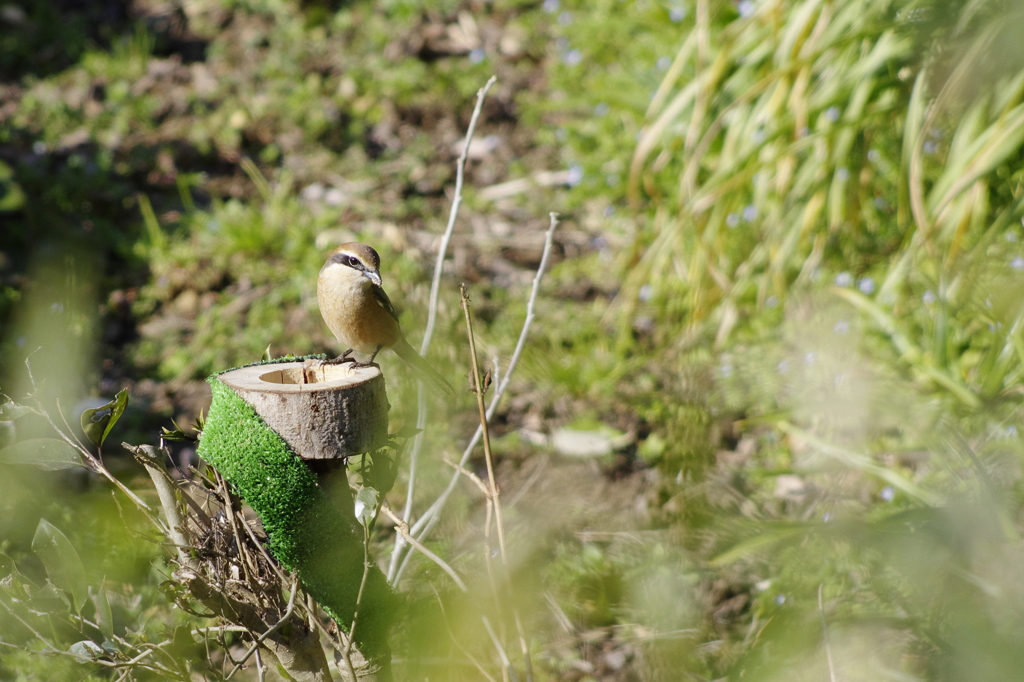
[317,242,456,397]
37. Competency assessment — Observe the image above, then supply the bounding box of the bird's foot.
[348,345,383,370]
[322,349,356,365]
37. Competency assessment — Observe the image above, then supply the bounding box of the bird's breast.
[317,272,401,355]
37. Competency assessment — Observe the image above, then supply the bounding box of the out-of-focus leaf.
[27,579,71,614]
[0,401,36,421]
[0,438,84,470]
[68,640,105,662]
[90,586,114,638]
[0,161,25,212]
[389,424,422,440]
[710,523,810,567]
[32,519,88,611]
[0,552,37,595]
[80,389,129,447]
[169,624,196,659]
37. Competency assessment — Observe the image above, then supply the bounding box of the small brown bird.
[317,242,455,397]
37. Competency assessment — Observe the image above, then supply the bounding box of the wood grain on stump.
[218,360,389,460]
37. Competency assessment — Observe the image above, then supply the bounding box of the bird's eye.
[346,256,358,267]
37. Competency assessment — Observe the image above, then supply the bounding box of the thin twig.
[818,584,837,682]
[421,74,498,355]
[37,399,154,514]
[380,501,467,592]
[443,458,490,496]
[225,574,300,680]
[343,524,373,661]
[390,74,498,583]
[462,285,534,681]
[217,469,260,594]
[481,616,519,682]
[432,586,499,682]
[396,213,558,583]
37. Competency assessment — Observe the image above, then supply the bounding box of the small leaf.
[90,586,113,638]
[389,425,423,440]
[0,552,37,594]
[0,401,36,421]
[169,624,197,658]
[0,438,84,470]
[80,389,129,447]
[262,344,273,362]
[354,487,379,527]
[160,418,194,443]
[32,519,88,611]
[68,640,106,662]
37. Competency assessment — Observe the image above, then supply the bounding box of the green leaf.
[169,624,197,659]
[32,519,88,611]
[160,418,194,443]
[389,424,423,440]
[90,587,114,638]
[354,487,379,527]
[0,161,25,212]
[0,438,84,470]
[710,523,810,567]
[27,579,71,614]
[68,640,105,662]
[0,552,36,594]
[0,400,36,421]
[80,389,129,447]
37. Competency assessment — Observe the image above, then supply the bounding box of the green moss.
[198,358,394,661]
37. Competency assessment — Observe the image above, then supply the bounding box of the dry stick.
[459,287,509,676]
[225,574,300,680]
[380,501,468,592]
[460,285,534,682]
[396,213,559,583]
[459,283,508,558]
[216,469,261,594]
[390,74,499,583]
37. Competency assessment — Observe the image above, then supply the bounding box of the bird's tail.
[392,337,457,398]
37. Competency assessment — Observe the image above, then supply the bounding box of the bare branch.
[392,75,498,582]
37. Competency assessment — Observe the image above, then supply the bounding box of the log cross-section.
[218,361,389,460]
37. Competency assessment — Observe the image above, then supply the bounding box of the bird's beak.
[363,269,383,288]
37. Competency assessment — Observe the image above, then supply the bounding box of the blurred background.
[3,0,1024,679]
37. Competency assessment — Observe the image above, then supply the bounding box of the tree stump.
[199,358,395,680]
[217,360,389,461]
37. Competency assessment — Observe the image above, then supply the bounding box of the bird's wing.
[371,284,401,323]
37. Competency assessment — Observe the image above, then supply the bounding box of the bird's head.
[322,243,383,287]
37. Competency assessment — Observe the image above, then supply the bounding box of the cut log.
[218,360,389,460]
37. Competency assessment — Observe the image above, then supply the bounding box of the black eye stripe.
[332,253,362,268]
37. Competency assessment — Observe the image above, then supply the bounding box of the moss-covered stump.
[197,357,395,679]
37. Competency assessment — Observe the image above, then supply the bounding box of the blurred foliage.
[2,0,1024,680]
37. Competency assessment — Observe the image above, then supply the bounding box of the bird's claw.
[322,350,356,365]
